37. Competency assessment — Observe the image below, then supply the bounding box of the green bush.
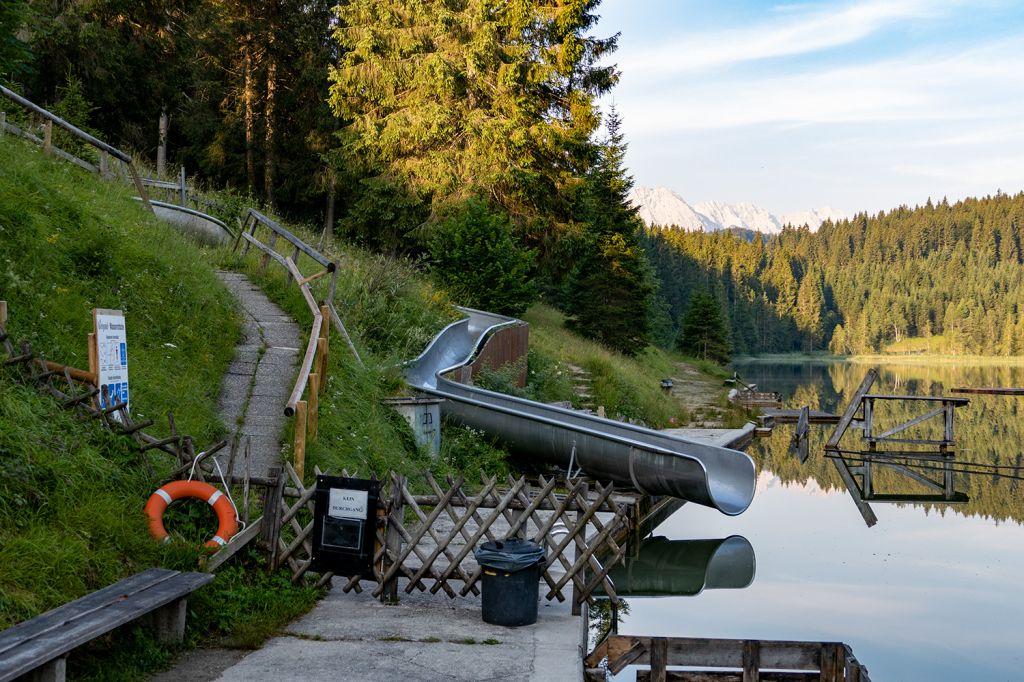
[428,199,538,315]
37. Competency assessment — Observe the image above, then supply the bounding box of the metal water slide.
[404,308,757,516]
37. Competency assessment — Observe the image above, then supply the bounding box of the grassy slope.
[523,304,742,427]
[0,139,320,678]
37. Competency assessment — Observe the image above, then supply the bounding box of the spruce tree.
[678,291,731,364]
[564,108,654,355]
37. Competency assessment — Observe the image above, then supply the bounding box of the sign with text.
[93,308,129,421]
[328,488,369,520]
[312,475,379,577]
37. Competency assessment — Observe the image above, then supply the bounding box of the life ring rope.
[144,480,239,548]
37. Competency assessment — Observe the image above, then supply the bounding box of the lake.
[612,359,1024,681]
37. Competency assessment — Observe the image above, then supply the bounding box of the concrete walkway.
[216,271,301,478]
[214,582,582,681]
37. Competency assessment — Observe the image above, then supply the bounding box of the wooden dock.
[586,635,871,681]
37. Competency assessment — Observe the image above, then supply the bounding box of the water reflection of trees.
[750,362,1024,525]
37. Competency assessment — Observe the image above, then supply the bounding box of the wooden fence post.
[308,374,319,442]
[0,300,6,327]
[260,466,285,569]
[156,109,168,177]
[650,638,668,682]
[318,304,329,393]
[0,111,6,137]
[572,482,589,616]
[43,120,52,153]
[179,165,187,205]
[294,400,307,481]
[382,473,406,603]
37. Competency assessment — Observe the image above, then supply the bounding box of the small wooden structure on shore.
[586,634,871,681]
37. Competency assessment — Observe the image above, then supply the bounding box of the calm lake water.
[614,360,1024,681]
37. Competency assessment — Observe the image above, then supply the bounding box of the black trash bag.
[474,537,545,572]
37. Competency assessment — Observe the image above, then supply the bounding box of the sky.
[594,0,1024,217]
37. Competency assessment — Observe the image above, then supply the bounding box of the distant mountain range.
[627,186,847,234]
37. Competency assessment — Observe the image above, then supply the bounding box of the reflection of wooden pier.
[823,369,970,527]
[586,635,872,681]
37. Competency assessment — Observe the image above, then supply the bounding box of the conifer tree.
[564,108,654,355]
[678,290,731,364]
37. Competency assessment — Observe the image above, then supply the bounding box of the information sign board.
[93,308,129,421]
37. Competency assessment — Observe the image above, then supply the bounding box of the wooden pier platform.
[762,407,840,424]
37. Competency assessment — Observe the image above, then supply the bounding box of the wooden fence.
[234,208,365,478]
[261,469,635,612]
[586,635,872,682]
[0,85,152,212]
[140,166,226,216]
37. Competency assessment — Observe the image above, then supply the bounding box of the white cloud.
[621,0,960,76]
[614,38,1024,134]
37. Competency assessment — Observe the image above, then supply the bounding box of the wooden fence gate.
[265,469,636,612]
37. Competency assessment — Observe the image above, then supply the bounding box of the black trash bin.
[474,538,545,626]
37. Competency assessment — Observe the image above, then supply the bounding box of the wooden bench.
[0,568,214,682]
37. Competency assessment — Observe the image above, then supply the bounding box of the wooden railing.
[586,635,872,682]
[0,85,153,212]
[140,166,226,215]
[234,208,363,479]
[262,469,634,611]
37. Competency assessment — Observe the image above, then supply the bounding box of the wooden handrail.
[0,85,153,212]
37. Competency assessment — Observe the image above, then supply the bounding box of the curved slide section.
[606,536,756,597]
[134,198,234,246]
[405,308,756,515]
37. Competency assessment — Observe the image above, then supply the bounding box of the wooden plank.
[596,636,824,671]
[742,640,760,682]
[650,637,668,682]
[607,638,647,675]
[205,516,263,572]
[826,369,877,449]
[246,208,334,269]
[0,569,213,681]
[873,406,945,440]
[863,394,969,404]
[636,673,818,681]
[293,400,307,482]
[831,456,878,527]
[952,386,1024,395]
[0,85,132,162]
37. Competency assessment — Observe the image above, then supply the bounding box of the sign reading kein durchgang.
[90,308,129,423]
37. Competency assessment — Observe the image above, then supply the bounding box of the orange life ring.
[144,480,238,548]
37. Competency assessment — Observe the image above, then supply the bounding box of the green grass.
[0,139,239,442]
[0,138,319,676]
[522,304,730,427]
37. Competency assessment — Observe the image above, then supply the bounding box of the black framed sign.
[311,475,380,577]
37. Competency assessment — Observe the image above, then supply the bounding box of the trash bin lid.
[474,538,545,572]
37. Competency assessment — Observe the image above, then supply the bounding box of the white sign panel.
[94,309,129,420]
[328,488,369,520]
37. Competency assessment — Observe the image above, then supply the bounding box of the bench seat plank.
[0,568,213,681]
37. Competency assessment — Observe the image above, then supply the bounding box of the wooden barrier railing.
[586,635,872,682]
[234,208,364,480]
[263,470,633,611]
[0,85,153,212]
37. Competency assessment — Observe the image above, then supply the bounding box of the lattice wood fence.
[266,469,635,611]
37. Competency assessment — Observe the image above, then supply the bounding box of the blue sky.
[594,0,1024,216]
